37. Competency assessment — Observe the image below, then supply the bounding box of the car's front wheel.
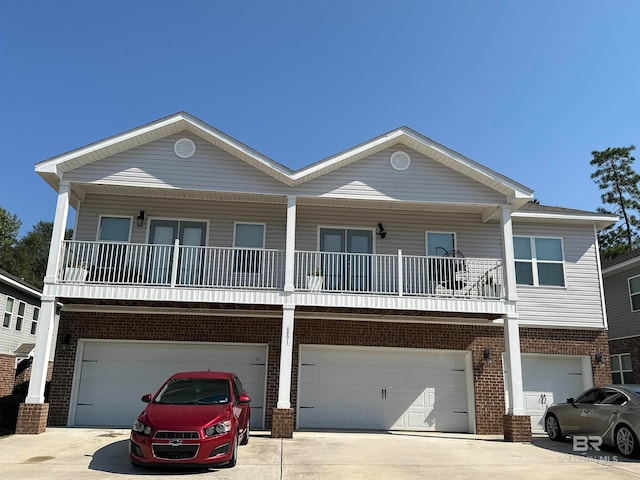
[240,423,249,445]
[615,424,639,458]
[225,432,239,468]
[545,414,564,441]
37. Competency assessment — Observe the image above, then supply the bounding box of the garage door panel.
[517,355,589,433]
[299,346,470,432]
[74,341,266,429]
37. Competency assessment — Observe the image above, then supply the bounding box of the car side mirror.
[567,397,576,407]
[141,394,152,403]
[238,393,251,404]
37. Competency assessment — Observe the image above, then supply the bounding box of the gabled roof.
[35,112,535,209]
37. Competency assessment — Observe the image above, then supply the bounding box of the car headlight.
[205,420,231,437]
[132,420,152,435]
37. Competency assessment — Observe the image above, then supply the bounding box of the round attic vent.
[174,138,196,159]
[390,151,411,171]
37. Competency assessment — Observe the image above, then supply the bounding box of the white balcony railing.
[59,241,504,299]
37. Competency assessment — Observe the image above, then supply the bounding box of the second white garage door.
[71,340,267,429]
[298,345,473,432]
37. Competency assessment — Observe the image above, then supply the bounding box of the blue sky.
[1,0,639,237]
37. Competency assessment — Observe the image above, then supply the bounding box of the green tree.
[590,145,640,260]
[0,207,21,270]
[11,221,54,289]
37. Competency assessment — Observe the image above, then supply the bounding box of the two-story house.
[602,250,640,384]
[18,112,615,440]
[0,268,58,397]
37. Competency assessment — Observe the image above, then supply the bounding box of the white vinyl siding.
[65,134,287,195]
[295,147,506,204]
[0,294,58,360]
[513,224,605,328]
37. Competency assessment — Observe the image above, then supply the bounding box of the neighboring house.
[0,269,58,396]
[20,112,616,440]
[602,249,640,384]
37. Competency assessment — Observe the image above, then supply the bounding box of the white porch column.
[284,195,297,292]
[503,314,525,415]
[26,181,70,404]
[276,305,295,409]
[499,205,518,302]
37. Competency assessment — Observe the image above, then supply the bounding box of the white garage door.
[72,341,267,429]
[506,354,591,433]
[298,345,473,432]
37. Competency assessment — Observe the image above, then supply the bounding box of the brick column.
[503,414,531,442]
[271,408,294,438]
[16,403,49,434]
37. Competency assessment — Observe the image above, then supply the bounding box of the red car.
[129,371,251,468]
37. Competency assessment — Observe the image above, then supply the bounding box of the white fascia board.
[511,211,618,230]
[35,115,188,175]
[290,129,406,182]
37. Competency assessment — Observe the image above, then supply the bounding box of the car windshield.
[154,378,230,405]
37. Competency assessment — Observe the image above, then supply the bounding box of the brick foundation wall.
[503,415,532,442]
[15,403,49,434]
[0,354,15,396]
[271,408,294,437]
[49,310,610,435]
[609,337,640,383]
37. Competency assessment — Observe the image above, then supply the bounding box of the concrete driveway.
[2,428,640,479]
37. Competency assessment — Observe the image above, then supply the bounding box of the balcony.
[58,241,505,302]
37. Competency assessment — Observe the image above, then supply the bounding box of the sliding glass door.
[320,228,373,291]
[148,220,206,284]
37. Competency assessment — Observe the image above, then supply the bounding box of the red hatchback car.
[129,371,251,468]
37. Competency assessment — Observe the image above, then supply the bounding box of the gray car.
[544,384,640,457]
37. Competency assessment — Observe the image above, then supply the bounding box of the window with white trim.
[31,307,39,335]
[426,232,456,256]
[15,301,25,331]
[629,275,640,312]
[514,236,565,286]
[233,223,265,273]
[611,353,633,384]
[3,297,14,328]
[98,216,131,241]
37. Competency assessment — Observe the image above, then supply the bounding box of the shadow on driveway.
[531,434,638,464]
[88,439,217,476]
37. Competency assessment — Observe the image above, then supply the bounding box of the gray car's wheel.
[615,424,639,458]
[545,414,564,441]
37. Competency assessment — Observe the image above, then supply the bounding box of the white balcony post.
[397,249,403,296]
[500,205,518,302]
[277,305,295,408]
[45,181,71,284]
[170,238,180,287]
[503,314,525,415]
[284,195,297,292]
[26,181,70,404]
